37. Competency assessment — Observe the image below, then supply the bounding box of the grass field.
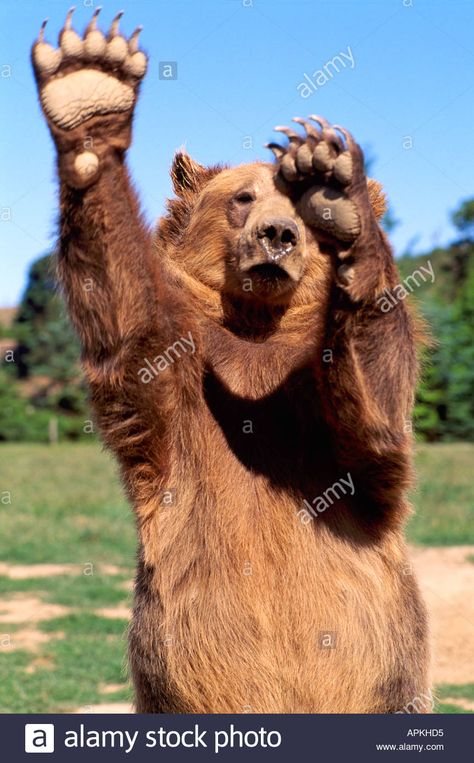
[0,441,473,713]
[0,443,134,712]
[408,443,474,546]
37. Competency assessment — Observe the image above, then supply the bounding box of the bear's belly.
[130,472,429,713]
[128,401,429,713]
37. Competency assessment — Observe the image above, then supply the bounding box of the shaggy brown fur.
[32,12,430,713]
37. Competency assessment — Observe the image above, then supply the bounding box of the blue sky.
[1,0,473,306]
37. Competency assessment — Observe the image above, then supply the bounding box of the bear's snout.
[255,217,300,262]
[235,211,307,299]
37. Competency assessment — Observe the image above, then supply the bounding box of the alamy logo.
[297,46,355,98]
[377,260,435,312]
[297,472,355,524]
[25,724,55,753]
[138,331,196,383]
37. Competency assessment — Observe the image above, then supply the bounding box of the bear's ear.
[171,151,209,196]
[367,178,388,221]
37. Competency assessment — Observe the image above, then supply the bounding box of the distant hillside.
[396,237,474,442]
[396,240,474,306]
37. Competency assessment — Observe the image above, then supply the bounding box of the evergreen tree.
[11,253,87,417]
[451,198,474,239]
[444,261,474,439]
[14,253,80,382]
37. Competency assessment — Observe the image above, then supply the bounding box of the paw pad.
[74,151,99,180]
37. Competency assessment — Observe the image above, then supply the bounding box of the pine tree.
[12,253,87,416]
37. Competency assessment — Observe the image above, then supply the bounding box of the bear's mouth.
[247,263,291,282]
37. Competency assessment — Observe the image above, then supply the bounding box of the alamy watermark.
[297,46,355,98]
[297,472,355,524]
[377,260,435,313]
[395,688,435,714]
[138,331,196,384]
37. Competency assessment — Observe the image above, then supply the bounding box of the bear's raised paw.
[268,116,370,244]
[32,8,147,183]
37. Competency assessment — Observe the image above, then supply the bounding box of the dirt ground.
[1,548,473,713]
[410,545,474,685]
[0,562,125,579]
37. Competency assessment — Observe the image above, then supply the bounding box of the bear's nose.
[255,217,299,261]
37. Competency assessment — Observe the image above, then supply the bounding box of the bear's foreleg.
[269,117,419,509]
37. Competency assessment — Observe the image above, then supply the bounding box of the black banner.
[3,713,472,762]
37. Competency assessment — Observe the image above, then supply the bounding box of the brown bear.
[32,9,430,713]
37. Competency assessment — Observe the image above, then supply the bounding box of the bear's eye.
[234,191,255,204]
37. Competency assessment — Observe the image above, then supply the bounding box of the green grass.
[437,683,474,701]
[435,702,474,714]
[0,441,473,712]
[0,616,129,713]
[0,443,135,565]
[0,443,135,711]
[0,573,131,608]
[434,683,474,713]
[407,443,474,545]
[40,612,127,636]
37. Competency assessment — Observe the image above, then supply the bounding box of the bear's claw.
[271,116,357,187]
[109,10,124,38]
